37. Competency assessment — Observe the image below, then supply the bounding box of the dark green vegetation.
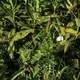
[0,0,80,80]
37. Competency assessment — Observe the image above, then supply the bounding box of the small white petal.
[56,35,64,41]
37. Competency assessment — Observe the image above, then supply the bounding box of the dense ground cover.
[0,0,80,80]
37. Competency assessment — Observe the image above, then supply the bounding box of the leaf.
[8,29,33,59]
[26,2,34,19]
[60,27,65,35]
[65,28,77,35]
[33,64,40,78]
[17,21,31,30]
[8,40,15,59]
[3,3,11,9]
[56,66,68,79]
[10,69,25,80]
[44,72,49,80]
[14,5,21,13]
[77,32,80,37]
[66,0,74,13]
[38,16,49,24]
[64,41,70,53]
[60,40,70,54]
[1,1,13,16]
[67,0,72,6]
[19,47,31,63]
[67,22,74,27]
[75,18,80,27]
[66,4,70,10]
[8,40,14,52]
[31,50,43,64]
[72,59,79,69]
[9,0,13,8]
[13,29,33,41]
[24,0,27,3]
[4,16,14,24]
[35,0,39,12]
[8,29,15,39]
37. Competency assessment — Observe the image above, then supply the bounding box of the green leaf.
[66,28,77,34]
[44,72,49,80]
[10,69,25,80]
[60,26,65,35]
[35,0,39,12]
[67,0,72,6]
[8,29,16,39]
[13,5,21,13]
[56,66,68,79]
[64,41,70,53]
[19,47,31,64]
[4,16,14,24]
[75,18,80,27]
[13,29,33,41]
[31,50,43,64]
[33,64,40,78]
[17,21,31,30]
[72,59,79,69]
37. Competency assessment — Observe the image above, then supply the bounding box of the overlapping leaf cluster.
[0,0,80,80]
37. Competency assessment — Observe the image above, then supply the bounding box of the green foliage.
[0,0,79,80]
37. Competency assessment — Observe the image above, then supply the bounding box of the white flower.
[56,35,64,41]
